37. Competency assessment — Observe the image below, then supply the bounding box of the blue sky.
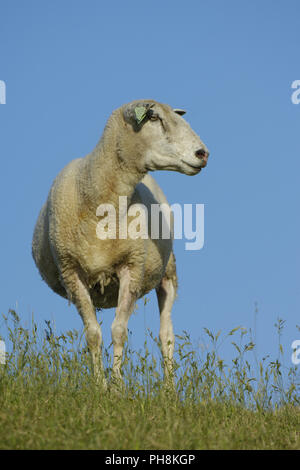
[0,1,299,374]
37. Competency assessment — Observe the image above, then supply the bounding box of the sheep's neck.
[82,128,145,211]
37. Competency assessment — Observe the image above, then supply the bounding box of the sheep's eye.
[147,109,165,130]
[149,113,159,121]
[147,108,159,121]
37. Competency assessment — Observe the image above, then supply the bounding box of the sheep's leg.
[62,271,106,387]
[156,277,176,382]
[111,266,136,381]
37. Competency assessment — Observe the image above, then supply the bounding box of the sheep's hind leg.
[62,271,106,389]
[111,266,136,386]
[156,276,176,385]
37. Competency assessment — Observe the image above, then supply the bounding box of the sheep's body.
[32,99,209,385]
[33,172,176,309]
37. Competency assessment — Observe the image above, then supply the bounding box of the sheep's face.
[122,100,209,176]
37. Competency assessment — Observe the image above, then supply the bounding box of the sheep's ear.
[174,108,186,116]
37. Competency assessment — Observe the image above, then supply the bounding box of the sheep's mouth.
[183,161,203,173]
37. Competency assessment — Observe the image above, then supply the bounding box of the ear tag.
[135,106,148,125]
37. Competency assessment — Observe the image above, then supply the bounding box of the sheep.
[32,99,209,388]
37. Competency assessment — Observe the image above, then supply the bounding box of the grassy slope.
[0,311,299,450]
[0,385,299,449]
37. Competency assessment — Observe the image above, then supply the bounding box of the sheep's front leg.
[111,266,136,380]
[156,277,176,383]
[62,271,106,388]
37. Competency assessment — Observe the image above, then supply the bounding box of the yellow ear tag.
[135,106,148,125]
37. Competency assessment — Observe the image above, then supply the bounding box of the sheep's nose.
[195,148,209,160]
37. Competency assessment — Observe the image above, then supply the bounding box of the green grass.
[0,309,299,450]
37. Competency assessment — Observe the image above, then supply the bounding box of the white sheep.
[32,99,209,387]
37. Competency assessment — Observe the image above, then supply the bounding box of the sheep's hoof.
[162,376,177,395]
[109,374,126,395]
[94,372,108,391]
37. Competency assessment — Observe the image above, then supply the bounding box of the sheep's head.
[121,99,209,176]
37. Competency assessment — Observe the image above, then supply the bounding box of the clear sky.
[0,1,299,375]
